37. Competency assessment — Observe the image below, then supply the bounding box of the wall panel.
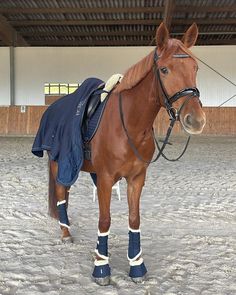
[9,46,236,106]
[27,106,47,134]
[203,107,236,135]
[0,107,9,134]
[0,106,235,136]
[0,46,235,107]
[7,106,28,135]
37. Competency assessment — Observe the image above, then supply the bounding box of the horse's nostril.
[184,114,206,130]
[184,114,193,126]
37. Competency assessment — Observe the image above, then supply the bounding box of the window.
[44,83,79,95]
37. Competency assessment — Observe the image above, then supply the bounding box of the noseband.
[153,49,201,120]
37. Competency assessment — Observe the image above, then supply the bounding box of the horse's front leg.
[92,174,113,286]
[127,170,147,283]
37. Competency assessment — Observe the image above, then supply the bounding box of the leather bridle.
[153,48,202,121]
[119,47,203,164]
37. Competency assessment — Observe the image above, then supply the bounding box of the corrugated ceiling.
[0,0,235,46]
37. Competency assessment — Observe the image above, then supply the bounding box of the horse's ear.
[156,22,169,50]
[182,23,198,48]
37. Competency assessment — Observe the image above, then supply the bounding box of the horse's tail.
[48,159,59,219]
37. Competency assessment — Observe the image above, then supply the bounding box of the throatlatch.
[57,200,70,228]
[92,230,111,279]
[128,228,147,278]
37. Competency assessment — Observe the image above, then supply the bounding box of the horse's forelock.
[161,39,197,62]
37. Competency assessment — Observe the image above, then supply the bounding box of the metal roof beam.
[0,14,28,46]
[11,19,161,26]
[22,30,156,37]
[0,7,163,14]
[177,5,236,13]
[29,38,236,46]
[0,5,235,14]
[29,39,154,46]
[10,18,236,26]
[163,0,175,29]
[197,38,236,45]
[21,30,236,37]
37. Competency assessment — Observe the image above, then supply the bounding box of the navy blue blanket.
[32,78,104,186]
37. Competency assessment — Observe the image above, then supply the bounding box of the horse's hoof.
[129,261,147,283]
[92,264,111,285]
[131,275,146,284]
[62,236,73,243]
[93,276,110,286]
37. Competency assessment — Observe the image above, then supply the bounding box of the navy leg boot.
[92,230,111,285]
[128,228,147,283]
[57,200,72,243]
[57,200,70,228]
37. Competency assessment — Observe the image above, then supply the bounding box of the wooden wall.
[45,95,62,105]
[0,106,235,136]
[154,107,236,136]
[0,106,47,136]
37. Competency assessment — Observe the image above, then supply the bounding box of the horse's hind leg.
[49,159,72,243]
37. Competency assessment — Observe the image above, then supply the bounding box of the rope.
[218,94,236,107]
[196,56,236,107]
[196,56,236,87]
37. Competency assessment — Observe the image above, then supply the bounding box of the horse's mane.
[114,50,155,93]
[114,39,196,93]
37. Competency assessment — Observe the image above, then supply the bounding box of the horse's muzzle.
[181,112,206,134]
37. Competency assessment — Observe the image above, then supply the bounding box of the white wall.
[14,47,151,105]
[0,46,235,106]
[193,46,236,107]
[0,47,10,105]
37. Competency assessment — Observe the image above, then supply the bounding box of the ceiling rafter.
[22,30,156,37]
[11,19,161,26]
[0,1,235,46]
[163,0,175,29]
[0,5,235,14]
[21,30,236,37]
[0,14,28,46]
[10,18,236,26]
[0,7,163,14]
[29,38,236,46]
[177,5,236,13]
[29,40,152,46]
[197,38,236,45]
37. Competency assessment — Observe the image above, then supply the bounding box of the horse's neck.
[122,71,160,135]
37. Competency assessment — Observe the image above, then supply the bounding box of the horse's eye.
[160,67,168,75]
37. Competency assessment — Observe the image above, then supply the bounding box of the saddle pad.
[32,77,104,186]
[101,73,123,102]
[83,97,109,142]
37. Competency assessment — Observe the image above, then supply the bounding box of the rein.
[119,92,173,164]
[119,48,202,164]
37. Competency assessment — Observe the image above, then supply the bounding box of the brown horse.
[47,22,206,285]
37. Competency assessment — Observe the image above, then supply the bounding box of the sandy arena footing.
[0,136,235,295]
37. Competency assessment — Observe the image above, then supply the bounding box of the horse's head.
[155,22,206,135]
